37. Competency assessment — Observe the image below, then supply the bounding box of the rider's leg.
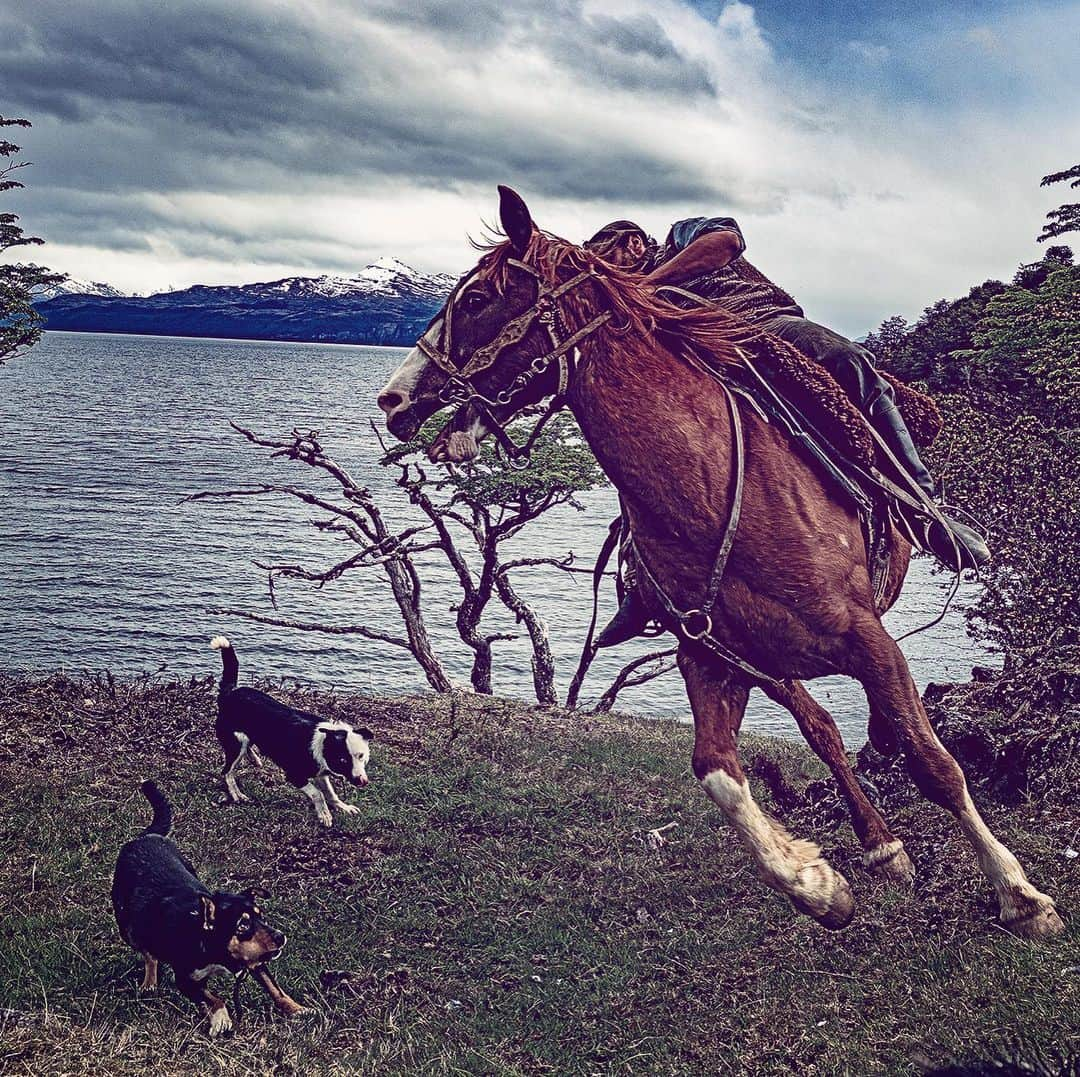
[758,315,989,570]
[596,587,649,647]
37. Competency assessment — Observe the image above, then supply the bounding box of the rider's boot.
[873,402,991,571]
[596,590,651,648]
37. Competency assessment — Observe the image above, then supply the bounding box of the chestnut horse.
[377,187,1062,938]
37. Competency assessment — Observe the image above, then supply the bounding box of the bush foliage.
[0,116,64,365]
[869,245,1080,657]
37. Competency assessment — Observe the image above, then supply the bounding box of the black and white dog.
[211,636,373,827]
[112,781,305,1036]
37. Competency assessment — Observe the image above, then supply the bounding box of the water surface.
[0,331,994,741]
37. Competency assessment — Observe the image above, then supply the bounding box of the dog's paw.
[337,803,361,816]
[208,1006,234,1037]
[316,811,333,828]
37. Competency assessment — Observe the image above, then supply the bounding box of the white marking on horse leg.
[701,769,852,924]
[301,781,333,828]
[956,790,1063,935]
[863,839,905,869]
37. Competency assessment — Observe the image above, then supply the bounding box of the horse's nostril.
[378,390,407,415]
[380,391,412,416]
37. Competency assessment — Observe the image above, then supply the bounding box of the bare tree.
[187,424,453,692]
[190,412,678,709]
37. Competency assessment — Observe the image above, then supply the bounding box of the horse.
[377,186,1063,939]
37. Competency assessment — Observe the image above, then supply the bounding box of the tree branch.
[209,607,412,649]
[592,648,679,714]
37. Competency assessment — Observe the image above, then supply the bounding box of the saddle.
[570,313,944,694]
[736,329,942,466]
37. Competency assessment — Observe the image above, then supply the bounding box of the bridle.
[415,256,612,465]
[414,245,786,685]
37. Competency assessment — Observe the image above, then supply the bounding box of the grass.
[0,672,1077,1075]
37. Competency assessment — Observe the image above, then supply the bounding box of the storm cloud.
[3,0,1078,333]
[3,0,725,200]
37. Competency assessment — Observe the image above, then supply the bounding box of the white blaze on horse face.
[377,315,445,424]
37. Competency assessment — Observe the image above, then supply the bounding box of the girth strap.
[628,382,783,689]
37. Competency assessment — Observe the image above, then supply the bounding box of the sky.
[3,0,1078,336]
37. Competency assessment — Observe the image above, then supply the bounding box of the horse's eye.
[461,291,488,312]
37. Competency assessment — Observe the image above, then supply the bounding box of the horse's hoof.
[816,876,856,930]
[1002,898,1065,941]
[864,841,915,887]
[791,872,855,930]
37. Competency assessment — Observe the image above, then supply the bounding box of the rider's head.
[585,221,653,270]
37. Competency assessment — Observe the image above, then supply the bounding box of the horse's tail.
[139,780,173,837]
[210,635,238,693]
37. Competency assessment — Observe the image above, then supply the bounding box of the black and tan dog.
[211,635,373,827]
[112,781,306,1036]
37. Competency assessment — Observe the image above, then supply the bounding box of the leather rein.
[415,258,611,467]
[419,254,782,687]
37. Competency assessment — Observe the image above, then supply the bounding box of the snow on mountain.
[34,258,459,347]
[234,258,456,301]
[32,278,126,301]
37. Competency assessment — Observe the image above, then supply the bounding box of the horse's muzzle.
[385,410,420,442]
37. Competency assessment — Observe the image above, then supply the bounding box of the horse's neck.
[568,337,733,543]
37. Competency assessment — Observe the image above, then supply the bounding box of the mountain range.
[33,258,458,347]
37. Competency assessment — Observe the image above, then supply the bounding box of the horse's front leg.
[679,647,855,930]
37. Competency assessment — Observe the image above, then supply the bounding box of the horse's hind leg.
[867,703,899,756]
[850,618,1064,939]
[764,679,914,885]
[679,648,855,930]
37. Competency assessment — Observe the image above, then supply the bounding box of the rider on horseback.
[585,216,990,647]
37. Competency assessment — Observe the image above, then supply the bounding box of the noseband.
[416,258,612,463]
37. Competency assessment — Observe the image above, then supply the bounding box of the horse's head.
[378,187,593,462]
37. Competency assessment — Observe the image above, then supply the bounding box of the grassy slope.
[0,674,1077,1076]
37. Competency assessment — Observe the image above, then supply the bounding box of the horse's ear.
[498,185,534,256]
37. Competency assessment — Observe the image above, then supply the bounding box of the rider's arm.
[645,217,745,286]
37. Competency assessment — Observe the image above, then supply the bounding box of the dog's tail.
[210,635,238,693]
[139,780,173,837]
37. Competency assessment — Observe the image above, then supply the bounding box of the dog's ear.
[357,726,374,742]
[198,895,216,932]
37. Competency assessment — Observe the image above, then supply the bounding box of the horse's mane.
[470,228,942,462]
[471,229,761,369]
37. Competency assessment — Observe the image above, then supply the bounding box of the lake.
[0,331,994,741]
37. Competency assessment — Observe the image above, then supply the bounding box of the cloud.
[847,40,890,63]
[2,0,1078,333]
